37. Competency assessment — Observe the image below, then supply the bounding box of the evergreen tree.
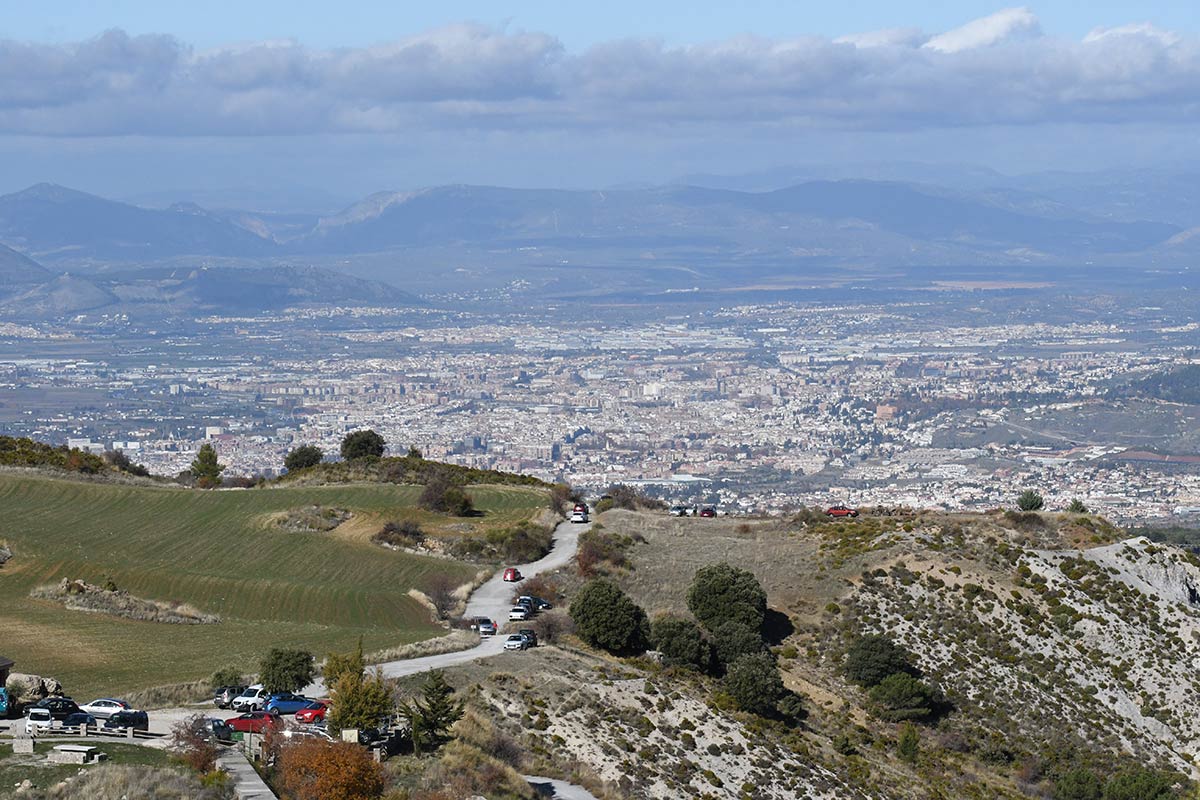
[190,443,224,487]
[328,668,393,735]
[399,670,463,754]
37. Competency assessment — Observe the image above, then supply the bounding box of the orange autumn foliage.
[276,738,384,800]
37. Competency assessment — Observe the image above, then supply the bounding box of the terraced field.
[0,473,545,697]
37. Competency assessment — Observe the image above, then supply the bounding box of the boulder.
[0,543,11,566]
[7,673,64,705]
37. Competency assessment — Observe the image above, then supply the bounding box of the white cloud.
[923,7,1041,53]
[1083,23,1182,47]
[834,27,924,49]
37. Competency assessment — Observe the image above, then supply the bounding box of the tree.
[896,722,920,764]
[259,648,315,694]
[868,672,939,722]
[651,615,712,671]
[399,670,464,755]
[844,635,917,688]
[341,429,385,460]
[1101,769,1180,800]
[711,620,765,670]
[323,639,365,690]
[686,563,768,633]
[209,666,243,691]
[328,667,393,735]
[1017,489,1045,512]
[425,573,458,619]
[276,738,385,800]
[1068,498,1089,514]
[569,579,651,656]
[1054,769,1102,800]
[548,483,581,516]
[170,714,220,773]
[722,652,785,717]
[190,443,224,488]
[284,444,324,472]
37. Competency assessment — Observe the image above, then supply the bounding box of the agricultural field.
[0,472,546,697]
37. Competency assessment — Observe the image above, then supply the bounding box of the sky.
[2,2,1199,209]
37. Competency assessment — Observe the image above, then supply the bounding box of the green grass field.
[0,473,545,697]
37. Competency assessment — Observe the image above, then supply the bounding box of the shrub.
[896,722,920,764]
[1067,499,1089,514]
[529,610,572,644]
[603,484,667,511]
[420,473,475,515]
[1054,769,1102,800]
[171,714,220,773]
[277,738,385,800]
[500,522,553,563]
[340,429,385,460]
[209,666,243,691]
[843,635,917,688]
[328,668,393,735]
[105,449,150,476]
[686,563,767,633]
[372,520,425,548]
[1017,489,1045,511]
[284,444,324,472]
[651,615,712,671]
[1101,769,1181,800]
[323,639,365,689]
[259,648,315,694]
[711,620,766,669]
[569,579,651,656]
[722,652,785,717]
[868,673,939,722]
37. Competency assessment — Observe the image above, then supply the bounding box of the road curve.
[523,775,601,799]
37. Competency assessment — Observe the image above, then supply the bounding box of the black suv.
[29,696,81,721]
[104,710,149,732]
[214,685,247,709]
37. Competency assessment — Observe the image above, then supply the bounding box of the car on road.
[698,507,717,518]
[295,700,329,724]
[78,698,130,720]
[104,710,149,732]
[570,510,589,523]
[213,685,247,709]
[28,696,81,721]
[669,505,696,517]
[231,685,270,712]
[517,595,552,611]
[478,620,498,636]
[573,502,589,514]
[25,708,53,735]
[826,505,859,518]
[518,629,538,648]
[503,567,523,582]
[265,693,311,717]
[62,712,98,728]
[503,634,528,651]
[508,606,530,621]
[226,711,280,734]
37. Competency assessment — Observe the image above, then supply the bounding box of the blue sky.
[8,1,1198,48]
[2,4,1199,207]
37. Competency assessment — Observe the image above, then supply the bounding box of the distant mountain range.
[0,172,1196,316]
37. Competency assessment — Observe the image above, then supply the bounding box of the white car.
[231,685,269,712]
[570,511,589,523]
[79,698,130,720]
[503,634,527,651]
[25,707,53,735]
[508,606,530,621]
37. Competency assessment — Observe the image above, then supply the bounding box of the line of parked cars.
[22,696,149,736]
[212,683,331,739]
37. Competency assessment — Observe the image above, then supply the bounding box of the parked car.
[698,507,717,518]
[231,685,270,712]
[283,727,334,743]
[518,629,538,648]
[508,606,530,621]
[78,698,130,720]
[62,712,98,728]
[201,717,234,742]
[825,505,859,518]
[29,697,81,721]
[517,595,551,611]
[226,711,280,734]
[503,634,528,651]
[104,710,149,732]
[25,707,53,735]
[669,505,695,517]
[265,693,311,717]
[468,616,492,631]
[502,567,523,582]
[478,620,498,636]
[213,685,247,709]
[295,700,329,724]
[570,510,589,523]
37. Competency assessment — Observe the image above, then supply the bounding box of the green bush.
[1017,489,1045,511]
[1100,769,1181,800]
[1067,499,1089,514]
[711,620,766,669]
[1054,769,1102,800]
[868,672,939,722]
[284,444,324,472]
[896,722,920,763]
[259,648,315,694]
[341,429,386,460]
[722,652,785,717]
[843,635,917,687]
[209,666,243,691]
[651,615,712,671]
[569,579,651,656]
[686,563,767,633]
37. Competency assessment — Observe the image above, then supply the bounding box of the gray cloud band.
[1,13,1197,137]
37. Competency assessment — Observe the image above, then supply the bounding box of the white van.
[25,707,53,735]
[231,684,269,712]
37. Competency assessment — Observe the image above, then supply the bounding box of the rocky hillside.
[483,508,1200,799]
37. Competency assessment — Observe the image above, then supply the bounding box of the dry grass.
[365,629,479,664]
[32,579,221,624]
[125,678,212,709]
[19,763,233,800]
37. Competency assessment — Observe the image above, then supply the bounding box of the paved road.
[524,775,601,799]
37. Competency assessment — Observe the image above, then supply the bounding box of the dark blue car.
[264,693,311,716]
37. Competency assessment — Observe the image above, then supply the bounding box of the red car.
[295,700,329,724]
[826,505,859,518]
[227,712,281,734]
[503,567,523,582]
[699,507,716,518]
